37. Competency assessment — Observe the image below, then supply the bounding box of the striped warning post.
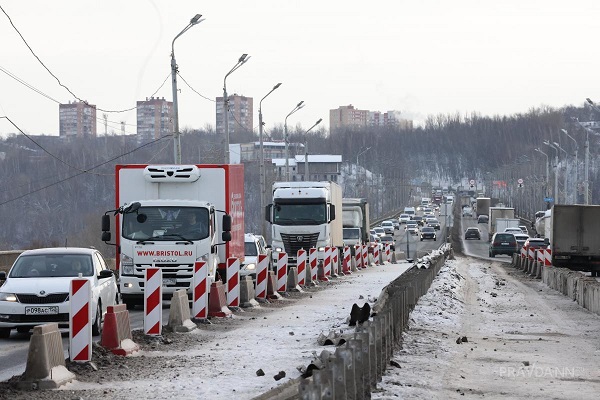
[528,247,535,261]
[343,246,352,275]
[355,245,362,269]
[144,267,162,335]
[361,245,369,269]
[332,247,340,276]
[69,278,92,362]
[544,248,552,267]
[309,248,318,283]
[324,247,332,277]
[192,261,208,319]
[373,245,380,266]
[297,249,307,286]
[520,246,527,260]
[226,257,240,308]
[255,254,269,299]
[276,252,288,293]
[385,244,391,263]
[537,248,544,266]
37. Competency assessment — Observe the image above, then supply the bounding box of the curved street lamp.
[560,128,578,204]
[284,101,305,180]
[171,13,204,164]
[534,148,549,198]
[542,141,559,203]
[259,83,282,237]
[223,53,251,163]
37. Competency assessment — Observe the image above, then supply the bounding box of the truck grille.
[16,293,69,304]
[281,233,320,256]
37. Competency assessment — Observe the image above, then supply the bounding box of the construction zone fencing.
[262,243,454,400]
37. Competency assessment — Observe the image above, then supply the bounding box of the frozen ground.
[373,256,600,400]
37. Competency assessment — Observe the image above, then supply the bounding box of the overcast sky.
[1,0,599,137]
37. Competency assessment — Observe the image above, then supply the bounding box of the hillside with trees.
[0,104,597,254]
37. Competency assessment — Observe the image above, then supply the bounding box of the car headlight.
[0,292,17,302]
[274,247,283,253]
[244,263,256,271]
[318,247,325,252]
[120,253,134,275]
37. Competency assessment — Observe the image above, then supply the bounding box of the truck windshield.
[122,206,209,241]
[343,229,360,240]
[273,201,327,225]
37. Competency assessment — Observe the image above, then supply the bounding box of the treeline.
[0,104,595,253]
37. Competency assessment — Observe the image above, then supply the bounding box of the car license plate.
[162,278,177,286]
[25,306,59,315]
[501,242,509,246]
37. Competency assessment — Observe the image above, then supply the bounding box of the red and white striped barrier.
[537,248,544,266]
[70,278,92,362]
[256,254,269,299]
[355,245,362,269]
[528,247,535,261]
[385,244,391,263]
[297,249,307,286]
[226,257,240,308]
[144,267,162,335]
[343,246,351,275]
[373,246,380,266]
[361,245,368,269]
[324,246,332,277]
[192,261,208,319]
[309,248,318,283]
[544,248,552,267]
[520,246,527,260]
[332,247,339,276]
[276,252,288,292]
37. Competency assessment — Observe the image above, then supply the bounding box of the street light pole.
[356,147,371,197]
[171,13,204,164]
[553,141,568,204]
[223,54,250,164]
[259,83,282,238]
[534,148,549,198]
[560,129,578,204]
[284,101,305,181]
[303,118,322,181]
[543,141,559,204]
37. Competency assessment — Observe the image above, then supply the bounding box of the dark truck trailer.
[552,204,600,275]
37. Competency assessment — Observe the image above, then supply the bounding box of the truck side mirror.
[222,231,232,242]
[222,215,232,232]
[265,205,272,223]
[102,231,112,242]
[330,204,336,221]
[102,214,111,232]
[544,237,550,246]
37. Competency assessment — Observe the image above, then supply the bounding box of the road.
[0,207,450,383]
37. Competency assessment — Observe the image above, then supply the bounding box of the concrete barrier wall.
[541,266,600,317]
[298,244,453,398]
[0,250,23,274]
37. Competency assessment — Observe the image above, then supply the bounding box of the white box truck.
[488,207,515,240]
[101,164,245,309]
[266,181,343,267]
[551,205,600,275]
[342,198,370,245]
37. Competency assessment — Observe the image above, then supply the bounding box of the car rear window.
[495,234,515,242]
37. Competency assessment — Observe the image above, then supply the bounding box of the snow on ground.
[373,256,600,400]
[54,262,413,399]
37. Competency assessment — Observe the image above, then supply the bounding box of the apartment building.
[136,97,173,141]
[59,101,97,138]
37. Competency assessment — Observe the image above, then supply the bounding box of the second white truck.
[266,181,343,267]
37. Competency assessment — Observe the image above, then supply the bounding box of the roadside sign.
[517,178,523,184]
[469,179,475,185]
[544,197,554,202]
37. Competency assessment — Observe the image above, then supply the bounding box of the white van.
[403,207,416,217]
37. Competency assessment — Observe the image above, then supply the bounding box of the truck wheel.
[0,328,10,339]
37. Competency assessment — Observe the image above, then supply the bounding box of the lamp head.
[274,83,282,89]
[561,129,567,134]
[297,101,304,107]
[191,14,202,24]
[586,97,594,105]
[316,118,323,125]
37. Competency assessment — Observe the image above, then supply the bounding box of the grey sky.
[1,0,599,137]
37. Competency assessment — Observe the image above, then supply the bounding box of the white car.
[0,247,118,339]
[381,220,395,235]
[399,214,410,224]
[241,233,270,280]
[373,227,386,237]
[504,227,523,235]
